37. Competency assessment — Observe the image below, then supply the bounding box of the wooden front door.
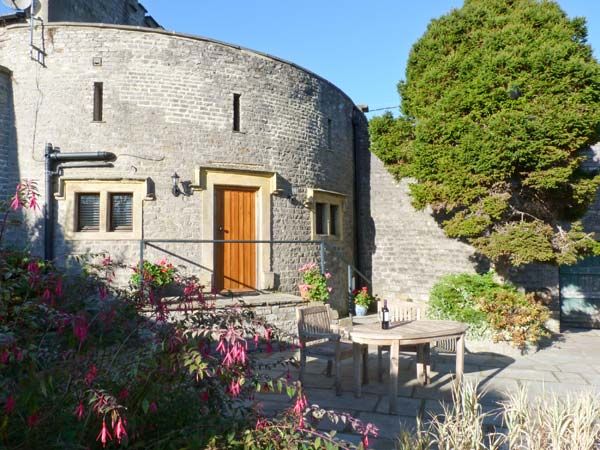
[215,187,257,292]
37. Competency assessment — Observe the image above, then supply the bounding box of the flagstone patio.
[255,328,600,449]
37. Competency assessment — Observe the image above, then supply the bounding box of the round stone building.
[0,2,369,312]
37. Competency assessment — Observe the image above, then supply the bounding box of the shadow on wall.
[0,67,25,247]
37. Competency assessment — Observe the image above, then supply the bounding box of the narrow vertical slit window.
[110,193,133,231]
[327,118,332,149]
[77,194,100,231]
[93,82,103,122]
[233,93,241,131]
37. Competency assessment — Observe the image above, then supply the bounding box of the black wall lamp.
[171,172,193,197]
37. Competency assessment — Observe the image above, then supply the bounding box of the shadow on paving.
[254,330,600,448]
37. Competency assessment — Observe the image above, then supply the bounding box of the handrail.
[139,238,327,281]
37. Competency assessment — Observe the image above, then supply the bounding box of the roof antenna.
[2,0,45,65]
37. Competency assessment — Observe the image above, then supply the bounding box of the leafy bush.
[298,263,332,303]
[0,183,377,449]
[428,272,550,348]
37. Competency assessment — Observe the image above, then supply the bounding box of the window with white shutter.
[77,194,100,231]
[110,193,133,231]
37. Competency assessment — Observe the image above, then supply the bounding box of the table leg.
[455,334,465,387]
[424,343,431,386]
[362,345,369,385]
[389,341,399,414]
[416,344,425,385]
[353,343,363,398]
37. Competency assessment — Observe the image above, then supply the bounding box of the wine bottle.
[381,300,390,330]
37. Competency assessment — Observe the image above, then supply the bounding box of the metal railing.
[138,238,373,317]
[139,238,327,286]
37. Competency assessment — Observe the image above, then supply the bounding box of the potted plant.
[353,286,374,316]
[298,262,332,303]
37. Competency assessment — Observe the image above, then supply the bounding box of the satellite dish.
[1,0,34,11]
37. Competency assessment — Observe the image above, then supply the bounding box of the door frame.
[198,167,278,291]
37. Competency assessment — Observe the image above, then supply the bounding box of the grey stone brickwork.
[357,152,478,303]
[40,0,158,27]
[0,22,363,314]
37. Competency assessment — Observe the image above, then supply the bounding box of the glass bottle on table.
[381,299,390,330]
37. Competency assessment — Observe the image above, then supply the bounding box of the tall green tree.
[370,0,600,266]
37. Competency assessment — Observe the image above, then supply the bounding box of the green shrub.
[428,272,550,348]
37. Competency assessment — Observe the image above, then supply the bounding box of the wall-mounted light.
[171,172,182,197]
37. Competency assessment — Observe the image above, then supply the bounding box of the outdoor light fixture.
[171,172,182,197]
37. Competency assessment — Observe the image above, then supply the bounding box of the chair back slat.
[296,305,332,344]
[377,299,421,322]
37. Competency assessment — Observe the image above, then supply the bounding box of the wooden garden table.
[350,320,467,414]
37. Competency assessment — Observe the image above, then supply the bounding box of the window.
[93,82,103,122]
[311,190,344,239]
[233,93,241,131]
[110,194,133,231]
[316,202,326,235]
[59,179,149,240]
[327,118,332,149]
[77,194,100,231]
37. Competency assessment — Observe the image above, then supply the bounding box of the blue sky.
[2,1,599,117]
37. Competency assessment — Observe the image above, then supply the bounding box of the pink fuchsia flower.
[228,379,241,397]
[4,395,16,414]
[325,272,332,279]
[101,256,112,267]
[85,364,98,386]
[255,417,268,430]
[27,411,40,428]
[118,388,129,401]
[54,278,63,297]
[148,401,158,414]
[327,287,333,293]
[199,391,209,402]
[9,188,24,210]
[113,417,127,443]
[292,392,308,416]
[73,314,89,344]
[98,286,108,301]
[74,401,85,421]
[96,419,112,448]
[42,288,52,303]
[0,350,9,364]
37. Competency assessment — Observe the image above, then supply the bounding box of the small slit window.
[93,82,103,122]
[110,193,133,231]
[330,204,339,236]
[327,118,332,149]
[233,93,241,131]
[77,194,100,231]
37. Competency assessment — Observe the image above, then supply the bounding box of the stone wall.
[42,0,158,27]
[357,152,478,304]
[0,23,363,314]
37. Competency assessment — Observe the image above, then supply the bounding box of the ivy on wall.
[370,0,600,266]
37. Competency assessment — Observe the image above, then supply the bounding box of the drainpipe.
[351,110,363,272]
[43,143,117,261]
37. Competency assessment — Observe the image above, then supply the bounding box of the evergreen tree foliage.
[370,0,600,266]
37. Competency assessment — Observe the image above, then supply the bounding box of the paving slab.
[304,387,379,412]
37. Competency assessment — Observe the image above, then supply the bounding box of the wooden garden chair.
[376,299,432,384]
[296,304,354,396]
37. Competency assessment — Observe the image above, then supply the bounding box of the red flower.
[96,419,112,448]
[0,350,9,364]
[4,395,16,414]
[74,401,85,421]
[199,391,209,402]
[9,187,24,210]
